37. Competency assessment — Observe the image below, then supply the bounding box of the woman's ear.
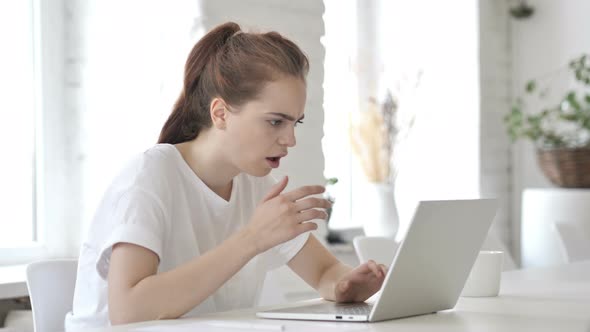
[210,97,228,129]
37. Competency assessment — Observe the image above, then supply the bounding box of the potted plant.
[324,177,338,222]
[504,53,590,187]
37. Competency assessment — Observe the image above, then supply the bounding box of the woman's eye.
[269,120,282,126]
[295,120,304,127]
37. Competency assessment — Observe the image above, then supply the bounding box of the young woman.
[66,22,387,330]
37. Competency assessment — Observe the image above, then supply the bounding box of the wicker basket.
[536,148,590,188]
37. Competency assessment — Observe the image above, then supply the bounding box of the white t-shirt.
[65,144,309,330]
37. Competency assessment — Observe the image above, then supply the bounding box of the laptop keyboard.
[272,302,373,315]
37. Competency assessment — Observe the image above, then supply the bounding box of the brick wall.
[478,1,515,262]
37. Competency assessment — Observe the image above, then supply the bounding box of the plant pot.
[536,148,590,188]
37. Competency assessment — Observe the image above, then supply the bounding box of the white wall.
[200,0,326,191]
[510,0,590,264]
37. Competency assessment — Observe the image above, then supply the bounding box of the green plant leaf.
[525,80,536,93]
[511,104,522,113]
[566,92,582,111]
[570,59,577,68]
[504,54,590,147]
[325,177,338,185]
[559,113,577,121]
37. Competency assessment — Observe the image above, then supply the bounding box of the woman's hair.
[158,22,310,144]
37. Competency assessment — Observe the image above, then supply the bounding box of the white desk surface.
[0,264,28,299]
[76,260,590,332]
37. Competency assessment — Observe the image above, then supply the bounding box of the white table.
[77,261,590,332]
[0,264,28,300]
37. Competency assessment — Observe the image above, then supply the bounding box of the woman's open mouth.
[266,157,281,168]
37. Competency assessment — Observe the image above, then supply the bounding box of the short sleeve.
[262,232,310,271]
[96,189,168,280]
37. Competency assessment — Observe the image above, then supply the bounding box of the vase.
[360,182,399,238]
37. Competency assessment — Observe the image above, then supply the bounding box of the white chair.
[352,236,399,266]
[26,259,78,332]
[553,221,590,263]
[521,188,590,267]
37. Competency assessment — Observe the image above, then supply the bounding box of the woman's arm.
[108,229,257,324]
[287,235,350,300]
[288,235,387,302]
[108,177,328,325]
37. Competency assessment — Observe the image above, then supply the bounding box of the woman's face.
[223,76,307,177]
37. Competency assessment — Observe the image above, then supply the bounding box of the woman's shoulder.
[110,144,184,194]
[135,144,184,173]
[140,143,182,167]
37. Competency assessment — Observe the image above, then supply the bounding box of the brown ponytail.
[158,22,309,144]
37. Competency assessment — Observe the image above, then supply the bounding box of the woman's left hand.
[334,260,388,303]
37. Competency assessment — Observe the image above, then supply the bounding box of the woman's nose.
[278,127,296,147]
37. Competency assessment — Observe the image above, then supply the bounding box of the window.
[0,0,64,264]
[0,0,202,264]
[0,0,37,247]
[322,0,358,229]
[323,0,481,238]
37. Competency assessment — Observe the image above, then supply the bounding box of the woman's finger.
[339,280,350,292]
[261,176,289,202]
[293,197,332,212]
[283,185,325,202]
[355,262,374,275]
[295,209,328,223]
[295,222,318,235]
[366,260,382,277]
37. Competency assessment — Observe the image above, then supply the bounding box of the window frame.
[0,0,66,265]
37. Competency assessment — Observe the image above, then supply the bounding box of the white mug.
[461,250,503,297]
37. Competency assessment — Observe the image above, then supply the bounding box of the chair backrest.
[352,236,399,265]
[553,221,590,263]
[26,259,78,332]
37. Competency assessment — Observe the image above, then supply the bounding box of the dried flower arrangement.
[350,96,391,183]
[350,74,420,184]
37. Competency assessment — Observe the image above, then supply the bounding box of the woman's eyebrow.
[266,112,305,121]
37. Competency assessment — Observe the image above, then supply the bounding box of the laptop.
[257,198,498,322]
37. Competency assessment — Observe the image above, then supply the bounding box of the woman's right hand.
[243,176,332,254]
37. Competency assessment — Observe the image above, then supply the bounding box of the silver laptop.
[257,198,498,322]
